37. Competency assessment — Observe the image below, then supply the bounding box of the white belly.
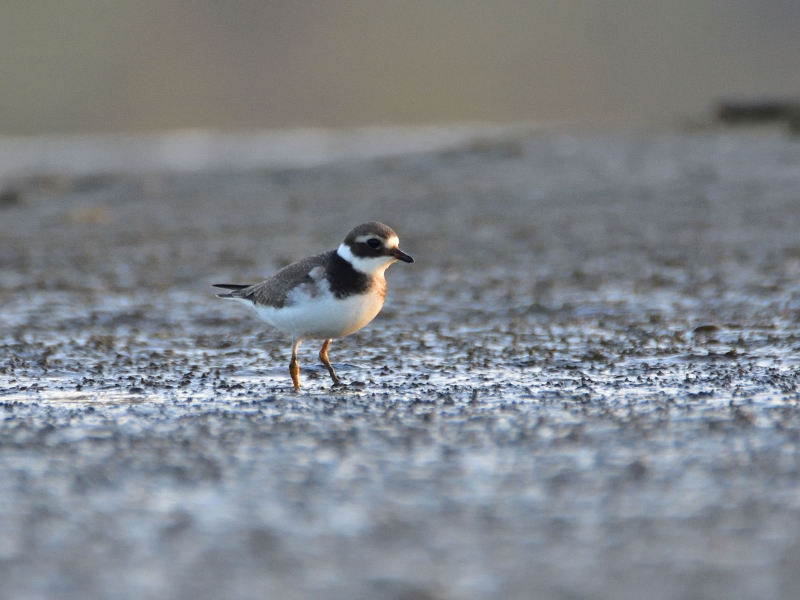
[250,290,385,340]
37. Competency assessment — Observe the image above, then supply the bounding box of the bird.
[213,222,414,389]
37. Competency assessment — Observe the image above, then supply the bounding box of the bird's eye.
[366,238,381,249]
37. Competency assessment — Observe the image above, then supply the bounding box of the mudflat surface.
[2,131,800,599]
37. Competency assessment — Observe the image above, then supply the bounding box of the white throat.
[337,243,395,276]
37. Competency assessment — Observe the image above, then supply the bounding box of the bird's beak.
[390,247,414,263]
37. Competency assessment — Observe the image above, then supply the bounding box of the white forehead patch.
[354,234,400,248]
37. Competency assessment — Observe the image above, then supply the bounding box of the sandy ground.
[2,129,800,599]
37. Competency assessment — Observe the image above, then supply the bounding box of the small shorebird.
[213,222,414,389]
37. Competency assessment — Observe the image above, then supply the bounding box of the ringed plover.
[213,222,413,389]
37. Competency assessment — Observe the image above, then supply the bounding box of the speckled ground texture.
[3,130,800,600]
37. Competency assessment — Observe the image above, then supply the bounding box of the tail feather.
[213,283,251,290]
[213,283,252,299]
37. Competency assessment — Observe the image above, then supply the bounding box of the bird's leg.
[319,339,341,386]
[289,339,302,390]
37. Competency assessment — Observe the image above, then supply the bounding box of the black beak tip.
[393,249,414,263]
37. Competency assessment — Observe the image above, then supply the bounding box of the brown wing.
[229,251,333,309]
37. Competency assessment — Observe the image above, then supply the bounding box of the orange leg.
[289,339,302,390]
[319,339,341,386]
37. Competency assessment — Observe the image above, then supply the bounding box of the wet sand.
[2,130,800,599]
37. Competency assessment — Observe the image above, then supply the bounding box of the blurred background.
[5,4,800,600]
[2,0,799,136]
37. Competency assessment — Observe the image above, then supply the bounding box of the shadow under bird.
[213,222,414,389]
